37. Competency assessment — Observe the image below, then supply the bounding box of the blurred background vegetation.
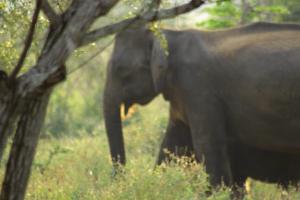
[1,0,300,199]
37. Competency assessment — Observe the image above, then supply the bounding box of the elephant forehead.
[112,40,150,69]
[113,49,149,66]
[117,28,151,47]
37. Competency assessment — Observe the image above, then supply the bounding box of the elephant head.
[103,27,169,165]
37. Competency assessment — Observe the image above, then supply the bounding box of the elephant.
[103,22,300,188]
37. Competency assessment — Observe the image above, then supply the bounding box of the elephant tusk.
[120,103,131,120]
[124,103,130,117]
[120,102,137,120]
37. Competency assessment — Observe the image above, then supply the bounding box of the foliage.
[0,0,70,73]
[197,1,241,29]
[0,0,74,73]
[150,22,169,56]
[197,0,297,29]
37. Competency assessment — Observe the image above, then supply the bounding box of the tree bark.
[0,90,51,200]
[0,87,19,162]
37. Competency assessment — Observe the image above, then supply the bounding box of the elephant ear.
[150,36,169,93]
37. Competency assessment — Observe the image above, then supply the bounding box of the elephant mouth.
[132,95,156,105]
[123,95,155,116]
[123,101,133,117]
[136,97,152,105]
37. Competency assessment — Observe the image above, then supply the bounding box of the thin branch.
[146,0,161,12]
[8,0,42,83]
[68,38,115,75]
[41,0,61,25]
[80,0,206,46]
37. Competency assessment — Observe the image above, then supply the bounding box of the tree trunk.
[239,0,251,25]
[0,90,19,162]
[0,90,51,200]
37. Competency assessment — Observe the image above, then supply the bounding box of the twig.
[68,38,115,75]
[8,0,42,83]
[41,0,61,26]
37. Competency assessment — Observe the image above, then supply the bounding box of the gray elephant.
[103,22,300,188]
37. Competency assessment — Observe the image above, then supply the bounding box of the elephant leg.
[186,96,233,187]
[156,119,194,165]
[229,142,248,189]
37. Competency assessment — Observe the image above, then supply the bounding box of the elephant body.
[103,22,300,188]
[158,126,300,187]
[232,143,300,187]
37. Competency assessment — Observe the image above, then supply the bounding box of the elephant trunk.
[103,87,125,166]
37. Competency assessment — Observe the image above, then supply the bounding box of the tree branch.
[80,0,205,46]
[16,0,120,97]
[41,0,61,25]
[8,0,42,83]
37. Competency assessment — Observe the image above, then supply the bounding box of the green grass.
[2,96,300,199]
[26,136,222,200]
